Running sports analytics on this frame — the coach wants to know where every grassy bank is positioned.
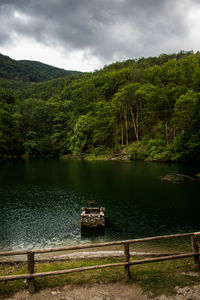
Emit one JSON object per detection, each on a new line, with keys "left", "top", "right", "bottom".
{"left": 0, "top": 257, "right": 200, "bottom": 298}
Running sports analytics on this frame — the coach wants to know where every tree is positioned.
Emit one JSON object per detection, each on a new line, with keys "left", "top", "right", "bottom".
{"left": 112, "top": 84, "right": 141, "bottom": 144}
{"left": 174, "top": 90, "right": 200, "bottom": 133}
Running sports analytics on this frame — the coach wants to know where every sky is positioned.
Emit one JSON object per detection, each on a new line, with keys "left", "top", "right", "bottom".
{"left": 0, "top": 0, "right": 200, "bottom": 72}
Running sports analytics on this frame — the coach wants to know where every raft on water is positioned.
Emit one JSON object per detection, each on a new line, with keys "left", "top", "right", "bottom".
{"left": 81, "top": 207, "right": 105, "bottom": 229}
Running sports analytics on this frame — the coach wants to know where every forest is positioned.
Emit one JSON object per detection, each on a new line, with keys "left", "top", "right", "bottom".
{"left": 0, "top": 50, "right": 200, "bottom": 162}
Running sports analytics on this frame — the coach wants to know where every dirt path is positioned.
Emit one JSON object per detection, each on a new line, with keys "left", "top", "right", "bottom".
{"left": 3, "top": 283, "right": 200, "bottom": 300}
{"left": 0, "top": 250, "right": 178, "bottom": 263}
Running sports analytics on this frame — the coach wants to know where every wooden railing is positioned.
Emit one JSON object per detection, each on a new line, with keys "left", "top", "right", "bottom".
{"left": 0, "top": 232, "right": 199, "bottom": 293}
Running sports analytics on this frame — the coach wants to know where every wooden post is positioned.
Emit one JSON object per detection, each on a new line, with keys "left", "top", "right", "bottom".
{"left": 27, "top": 252, "right": 36, "bottom": 293}
{"left": 191, "top": 234, "right": 200, "bottom": 271}
{"left": 124, "top": 243, "right": 131, "bottom": 280}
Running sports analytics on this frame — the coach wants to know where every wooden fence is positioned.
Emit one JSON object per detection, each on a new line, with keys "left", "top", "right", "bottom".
{"left": 0, "top": 232, "right": 199, "bottom": 293}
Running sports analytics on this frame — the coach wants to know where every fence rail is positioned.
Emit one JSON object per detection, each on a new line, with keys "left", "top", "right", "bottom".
{"left": 0, "top": 232, "right": 199, "bottom": 293}
{"left": 0, "top": 232, "right": 195, "bottom": 257}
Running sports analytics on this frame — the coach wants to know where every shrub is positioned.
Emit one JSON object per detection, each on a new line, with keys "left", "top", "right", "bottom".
{"left": 129, "top": 142, "right": 147, "bottom": 160}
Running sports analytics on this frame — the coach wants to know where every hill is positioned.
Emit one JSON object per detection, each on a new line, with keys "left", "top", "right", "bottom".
{"left": 0, "top": 53, "right": 81, "bottom": 82}
{"left": 1, "top": 50, "right": 200, "bottom": 162}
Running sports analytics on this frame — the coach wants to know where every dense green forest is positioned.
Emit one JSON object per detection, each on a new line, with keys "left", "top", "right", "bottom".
{"left": 0, "top": 53, "right": 80, "bottom": 82}
{"left": 1, "top": 50, "right": 200, "bottom": 161}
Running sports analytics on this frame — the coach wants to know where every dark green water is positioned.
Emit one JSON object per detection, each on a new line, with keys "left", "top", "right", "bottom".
{"left": 0, "top": 159, "right": 200, "bottom": 252}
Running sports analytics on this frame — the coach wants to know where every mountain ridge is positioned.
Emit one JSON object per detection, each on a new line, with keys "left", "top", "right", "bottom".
{"left": 0, "top": 53, "right": 81, "bottom": 83}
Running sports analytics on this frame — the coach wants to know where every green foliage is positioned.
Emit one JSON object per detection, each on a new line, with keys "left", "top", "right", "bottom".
{"left": 144, "top": 138, "right": 167, "bottom": 161}
{"left": 174, "top": 90, "right": 200, "bottom": 132}
{"left": 129, "top": 142, "right": 147, "bottom": 160}
{"left": 130, "top": 139, "right": 172, "bottom": 162}
{"left": 1, "top": 50, "right": 200, "bottom": 161}
{"left": 69, "top": 102, "right": 115, "bottom": 156}
{"left": 170, "top": 131, "right": 189, "bottom": 161}
{"left": 69, "top": 114, "right": 93, "bottom": 155}
{"left": 170, "top": 130, "right": 200, "bottom": 161}
{"left": 0, "top": 88, "right": 22, "bottom": 158}
{"left": 0, "top": 53, "right": 81, "bottom": 82}
{"left": 92, "top": 146, "right": 108, "bottom": 156}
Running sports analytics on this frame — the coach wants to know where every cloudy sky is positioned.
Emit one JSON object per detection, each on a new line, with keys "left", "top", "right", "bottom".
{"left": 0, "top": 0, "right": 200, "bottom": 71}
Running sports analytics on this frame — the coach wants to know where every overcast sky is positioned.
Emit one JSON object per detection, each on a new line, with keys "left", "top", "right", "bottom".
{"left": 0, "top": 0, "right": 200, "bottom": 71}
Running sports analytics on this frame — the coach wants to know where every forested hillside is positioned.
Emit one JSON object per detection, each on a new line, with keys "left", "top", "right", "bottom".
{"left": 0, "top": 53, "right": 80, "bottom": 82}
{"left": 1, "top": 50, "right": 200, "bottom": 161}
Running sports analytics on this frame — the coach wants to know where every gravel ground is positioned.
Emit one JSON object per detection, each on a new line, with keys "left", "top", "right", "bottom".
{"left": 3, "top": 283, "right": 200, "bottom": 300}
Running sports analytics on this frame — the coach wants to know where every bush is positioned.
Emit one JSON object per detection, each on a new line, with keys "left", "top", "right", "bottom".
{"left": 130, "top": 139, "right": 171, "bottom": 162}
{"left": 93, "top": 146, "right": 107, "bottom": 156}
{"left": 170, "top": 130, "right": 189, "bottom": 161}
{"left": 144, "top": 138, "right": 170, "bottom": 161}
{"left": 150, "top": 150, "right": 171, "bottom": 162}
{"left": 129, "top": 142, "right": 147, "bottom": 160}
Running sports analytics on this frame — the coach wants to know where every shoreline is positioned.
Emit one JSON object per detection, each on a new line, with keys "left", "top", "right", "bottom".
{"left": 1, "top": 153, "right": 200, "bottom": 163}
{"left": 0, "top": 250, "right": 180, "bottom": 264}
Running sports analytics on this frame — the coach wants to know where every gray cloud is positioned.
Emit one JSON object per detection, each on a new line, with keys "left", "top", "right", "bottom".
{"left": 0, "top": 0, "right": 198, "bottom": 66}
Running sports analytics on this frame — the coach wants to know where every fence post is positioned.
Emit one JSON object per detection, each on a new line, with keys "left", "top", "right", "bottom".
{"left": 27, "top": 252, "right": 36, "bottom": 293}
{"left": 191, "top": 234, "right": 200, "bottom": 271}
{"left": 124, "top": 243, "right": 131, "bottom": 280}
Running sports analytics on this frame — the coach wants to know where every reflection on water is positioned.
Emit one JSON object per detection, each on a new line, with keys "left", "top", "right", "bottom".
{"left": 0, "top": 159, "right": 200, "bottom": 252}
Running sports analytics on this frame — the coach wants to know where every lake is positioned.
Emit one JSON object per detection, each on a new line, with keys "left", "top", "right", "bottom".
{"left": 0, "top": 159, "right": 200, "bottom": 253}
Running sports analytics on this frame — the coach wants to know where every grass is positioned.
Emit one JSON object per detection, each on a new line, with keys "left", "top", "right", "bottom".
{"left": 0, "top": 257, "right": 200, "bottom": 298}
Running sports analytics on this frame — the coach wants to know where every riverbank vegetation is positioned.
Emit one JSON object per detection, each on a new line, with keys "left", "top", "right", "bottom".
{"left": 1, "top": 50, "right": 200, "bottom": 161}
{"left": 0, "top": 257, "right": 200, "bottom": 298}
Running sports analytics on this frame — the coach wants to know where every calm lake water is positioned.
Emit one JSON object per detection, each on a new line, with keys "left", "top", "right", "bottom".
{"left": 0, "top": 159, "right": 200, "bottom": 252}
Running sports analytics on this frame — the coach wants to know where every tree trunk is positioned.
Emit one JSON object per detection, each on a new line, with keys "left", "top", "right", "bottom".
{"left": 124, "top": 111, "right": 128, "bottom": 147}
{"left": 130, "top": 108, "right": 139, "bottom": 141}
{"left": 136, "top": 111, "right": 139, "bottom": 140}
{"left": 173, "top": 122, "right": 176, "bottom": 139}
{"left": 114, "top": 123, "right": 119, "bottom": 151}
{"left": 120, "top": 113, "right": 124, "bottom": 146}
{"left": 165, "top": 120, "right": 169, "bottom": 145}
